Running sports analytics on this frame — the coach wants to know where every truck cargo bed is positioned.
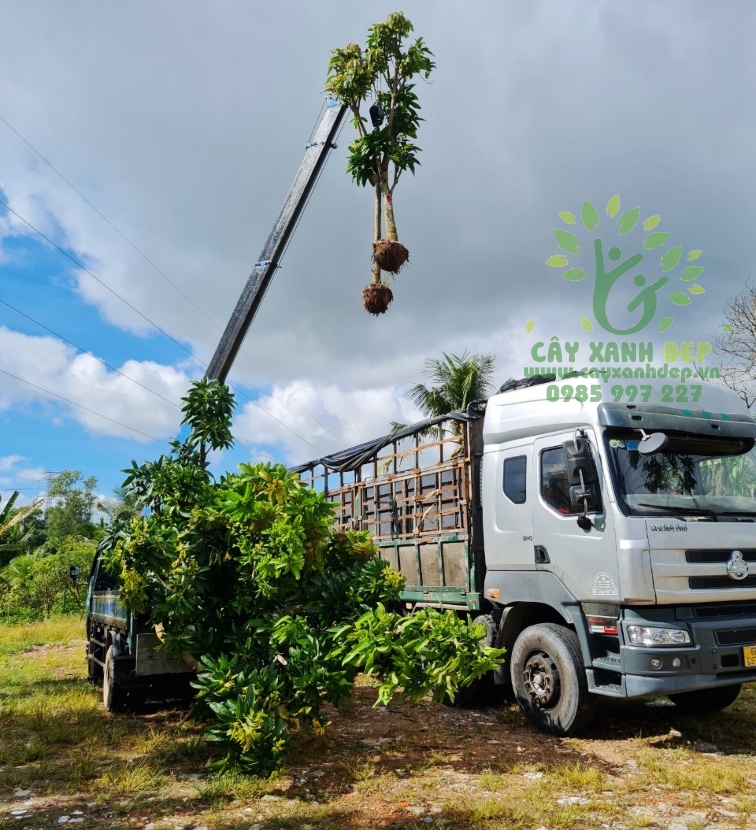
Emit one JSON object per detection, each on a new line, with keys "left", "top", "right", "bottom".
{"left": 294, "top": 411, "right": 486, "bottom": 610}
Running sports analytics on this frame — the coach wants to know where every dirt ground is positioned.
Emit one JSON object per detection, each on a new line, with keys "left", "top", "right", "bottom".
{"left": 2, "top": 633, "right": 756, "bottom": 830}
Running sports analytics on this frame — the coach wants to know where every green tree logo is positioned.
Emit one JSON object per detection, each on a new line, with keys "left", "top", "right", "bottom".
{"left": 541, "top": 195, "right": 704, "bottom": 334}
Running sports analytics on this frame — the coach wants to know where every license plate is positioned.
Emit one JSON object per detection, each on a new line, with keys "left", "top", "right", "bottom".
{"left": 744, "top": 646, "right": 756, "bottom": 668}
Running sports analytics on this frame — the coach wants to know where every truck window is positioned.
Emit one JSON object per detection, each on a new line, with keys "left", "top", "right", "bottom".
{"left": 94, "top": 558, "right": 119, "bottom": 592}
{"left": 503, "top": 456, "right": 527, "bottom": 504}
{"left": 541, "top": 447, "right": 581, "bottom": 515}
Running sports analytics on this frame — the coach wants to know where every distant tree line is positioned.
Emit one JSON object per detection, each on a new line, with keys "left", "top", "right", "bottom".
{"left": 0, "top": 472, "right": 136, "bottom": 622}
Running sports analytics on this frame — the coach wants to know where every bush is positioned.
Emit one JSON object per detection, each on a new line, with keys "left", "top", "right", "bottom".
{"left": 0, "top": 538, "right": 95, "bottom": 621}
{"left": 102, "top": 380, "right": 505, "bottom": 775}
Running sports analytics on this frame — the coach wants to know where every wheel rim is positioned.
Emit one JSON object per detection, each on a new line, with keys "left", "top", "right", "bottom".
{"left": 522, "top": 649, "right": 561, "bottom": 709}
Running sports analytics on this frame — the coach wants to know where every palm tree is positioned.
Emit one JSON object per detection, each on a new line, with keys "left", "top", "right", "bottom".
{"left": 0, "top": 492, "right": 43, "bottom": 566}
{"left": 392, "top": 351, "right": 497, "bottom": 434}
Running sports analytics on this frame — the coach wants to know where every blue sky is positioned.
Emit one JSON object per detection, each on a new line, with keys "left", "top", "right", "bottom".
{"left": 1, "top": 0, "right": 755, "bottom": 508}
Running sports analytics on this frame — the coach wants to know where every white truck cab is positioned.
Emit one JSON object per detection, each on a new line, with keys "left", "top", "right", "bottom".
{"left": 483, "top": 377, "right": 756, "bottom": 732}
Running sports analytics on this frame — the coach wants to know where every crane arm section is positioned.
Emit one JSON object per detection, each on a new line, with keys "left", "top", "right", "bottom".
{"left": 205, "top": 98, "right": 347, "bottom": 383}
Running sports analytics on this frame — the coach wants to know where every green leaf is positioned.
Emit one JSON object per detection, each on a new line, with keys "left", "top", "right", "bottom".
{"left": 525, "top": 318, "right": 535, "bottom": 333}
{"left": 606, "top": 194, "right": 620, "bottom": 218}
{"left": 658, "top": 316, "right": 674, "bottom": 332}
{"left": 723, "top": 323, "right": 733, "bottom": 334}
{"left": 580, "top": 316, "right": 593, "bottom": 332}
{"left": 660, "top": 245, "right": 682, "bottom": 272}
{"left": 680, "top": 265, "right": 704, "bottom": 281}
{"left": 688, "top": 284, "right": 705, "bottom": 294}
{"left": 554, "top": 229, "right": 580, "bottom": 254}
{"left": 687, "top": 249, "right": 702, "bottom": 261}
{"left": 546, "top": 255, "right": 569, "bottom": 267}
{"left": 643, "top": 215, "right": 661, "bottom": 231}
{"left": 668, "top": 291, "right": 691, "bottom": 305}
{"left": 617, "top": 207, "right": 640, "bottom": 235}
{"left": 563, "top": 268, "right": 587, "bottom": 281}
{"left": 581, "top": 200, "right": 599, "bottom": 231}
{"left": 559, "top": 211, "right": 577, "bottom": 224}
{"left": 644, "top": 232, "right": 670, "bottom": 249}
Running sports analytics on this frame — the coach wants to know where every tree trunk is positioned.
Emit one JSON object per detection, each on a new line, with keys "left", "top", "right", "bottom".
{"left": 372, "top": 184, "right": 382, "bottom": 285}
{"left": 384, "top": 191, "right": 398, "bottom": 242}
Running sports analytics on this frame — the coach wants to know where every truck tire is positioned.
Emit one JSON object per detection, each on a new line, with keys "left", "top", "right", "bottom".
{"left": 511, "top": 623, "right": 596, "bottom": 736}
{"left": 668, "top": 684, "right": 741, "bottom": 714}
{"left": 103, "top": 645, "right": 128, "bottom": 713}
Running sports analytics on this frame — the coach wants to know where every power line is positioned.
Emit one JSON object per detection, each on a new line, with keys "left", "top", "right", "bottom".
{"left": 0, "top": 295, "right": 274, "bottom": 462}
{"left": 0, "top": 197, "right": 325, "bottom": 455}
{"left": 0, "top": 111, "right": 341, "bottom": 443}
{"left": 0, "top": 367, "right": 172, "bottom": 444}
{"left": 0, "top": 366, "right": 278, "bottom": 472}
{"left": 0, "top": 296, "right": 180, "bottom": 409}
{"left": 0, "top": 195, "right": 203, "bottom": 368}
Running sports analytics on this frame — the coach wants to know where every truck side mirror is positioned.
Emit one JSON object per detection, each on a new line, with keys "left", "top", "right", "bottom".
{"left": 564, "top": 437, "right": 597, "bottom": 486}
{"left": 565, "top": 437, "right": 600, "bottom": 529}
{"left": 570, "top": 483, "right": 599, "bottom": 511}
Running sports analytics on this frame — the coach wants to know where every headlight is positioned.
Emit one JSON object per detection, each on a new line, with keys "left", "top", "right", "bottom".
{"left": 626, "top": 625, "right": 691, "bottom": 646}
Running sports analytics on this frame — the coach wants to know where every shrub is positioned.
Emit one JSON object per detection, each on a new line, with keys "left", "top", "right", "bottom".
{"left": 102, "top": 380, "right": 505, "bottom": 774}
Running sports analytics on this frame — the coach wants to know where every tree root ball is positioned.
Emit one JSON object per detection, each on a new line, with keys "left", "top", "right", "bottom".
{"left": 363, "top": 283, "right": 394, "bottom": 315}
{"left": 373, "top": 240, "right": 409, "bottom": 274}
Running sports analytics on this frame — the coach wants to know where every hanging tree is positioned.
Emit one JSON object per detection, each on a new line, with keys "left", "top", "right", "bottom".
{"left": 326, "top": 12, "right": 434, "bottom": 315}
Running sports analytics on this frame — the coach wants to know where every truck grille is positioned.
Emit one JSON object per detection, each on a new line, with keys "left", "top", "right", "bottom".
{"left": 694, "top": 602, "right": 756, "bottom": 618}
{"left": 686, "top": 549, "right": 756, "bottom": 563}
{"left": 716, "top": 628, "right": 756, "bottom": 646}
{"left": 689, "top": 576, "right": 756, "bottom": 590}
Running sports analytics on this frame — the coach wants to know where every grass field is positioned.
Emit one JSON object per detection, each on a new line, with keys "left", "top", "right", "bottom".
{"left": 2, "top": 618, "right": 756, "bottom": 829}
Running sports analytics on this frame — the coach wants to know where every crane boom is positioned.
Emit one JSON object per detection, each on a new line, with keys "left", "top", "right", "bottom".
{"left": 205, "top": 98, "right": 347, "bottom": 383}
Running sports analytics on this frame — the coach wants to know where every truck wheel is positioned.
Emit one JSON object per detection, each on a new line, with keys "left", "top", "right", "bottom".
{"left": 103, "top": 645, "right": 127, "bottom": 713}
{"left": 511, "top": 623, "right": 596, "bottom": 736}
{"left": 668, "top": 684, "right": 741, "bottom": 714}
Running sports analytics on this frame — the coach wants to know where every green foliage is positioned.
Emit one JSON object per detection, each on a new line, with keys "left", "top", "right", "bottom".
{"left": 337, "top": 604, "right": 506, "bottom": 705}
{"left": 45, "top": 471, "right": 100, "bottom": 541}
{"left": 0, "top": 538, "right": 95, "bottom": 620}
{"left": 106, "top": 379, "right": 505, "bottom": 775}
{"left": 407, "top": 351, "right": 496, "bottom": 421}
{"left": 0, "top": 492, "right": 44, "bottom": 566}
{"left": 326, "top": 13, "right": 434, "bottom": 191}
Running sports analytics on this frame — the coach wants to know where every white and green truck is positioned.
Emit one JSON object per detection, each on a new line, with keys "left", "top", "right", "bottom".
{"left": 294, "top": 376, "right": 756, "bottom": 734}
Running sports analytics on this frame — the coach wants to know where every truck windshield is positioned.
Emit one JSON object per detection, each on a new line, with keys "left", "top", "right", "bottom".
{"left": 605, "top": 430, "right": 756, "bottom": 519}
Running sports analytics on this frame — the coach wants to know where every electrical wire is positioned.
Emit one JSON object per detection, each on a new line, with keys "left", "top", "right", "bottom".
{"left": 0, "top": 195, "right": 203, "bottom": 368}
{"left": 0, "top": 296, "right": 180, "bottom": 409}
{"left": 0, "top": 366, "right": 172, "bottom": 444}
{"left": 0, "top": 197, "right": 325, "bottom": 455}
{"left": 0, "top": 295, "right": 273, "bottom": 462}
{"left": 0, "top": 110, "right": 342, "bottom": 443}
{"left": 0, "top": 366, "right": 278, "bottom": 475}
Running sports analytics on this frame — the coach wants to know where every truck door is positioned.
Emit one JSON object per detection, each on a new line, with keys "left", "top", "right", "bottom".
{"left": 532, "top": 431, "right": 619, "bottom": 602}
{"left": 482, "top": 443, "right": 535, "bottom": 570}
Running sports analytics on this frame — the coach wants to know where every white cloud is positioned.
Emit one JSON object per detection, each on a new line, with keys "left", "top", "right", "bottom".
{"left": 0, "top": 455, "right": 25, "bottom": 473}
{"left": 0, "top": 326, "right": 190, "bottom": 441}
{"left": 0, "top": 0, "right": 753, "bottom": 479}
{"left": 0, "top": 456, "right": 45, "bottom": 506}
{"left": 234, "top": 380, "right": 423, "bottom": 465}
